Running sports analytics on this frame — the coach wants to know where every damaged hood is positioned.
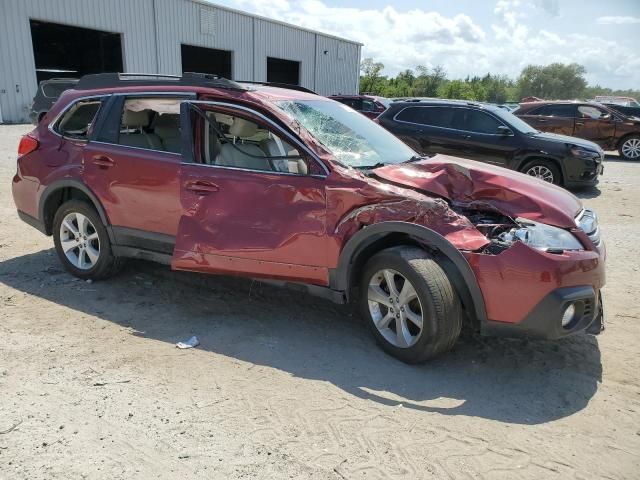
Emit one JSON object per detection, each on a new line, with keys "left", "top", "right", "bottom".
{"left": 373, "top": 155, "right": 583, "bottom": 228}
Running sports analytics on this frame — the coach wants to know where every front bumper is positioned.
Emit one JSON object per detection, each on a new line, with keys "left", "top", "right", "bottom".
{"left": 481, "top": 286, "right": 604, "bottom": 339}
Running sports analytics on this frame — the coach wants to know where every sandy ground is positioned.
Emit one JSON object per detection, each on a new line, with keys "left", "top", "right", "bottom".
{"left": 0, "top": 123, "right": 639, "bottom": 479}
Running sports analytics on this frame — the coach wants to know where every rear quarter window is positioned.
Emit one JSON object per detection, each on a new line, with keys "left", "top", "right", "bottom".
{"left": 54, "top": 99, "right": 103, "bottom": 139}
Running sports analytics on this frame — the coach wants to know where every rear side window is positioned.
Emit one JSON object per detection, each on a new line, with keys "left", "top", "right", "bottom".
{"left": 54, "top": 99, "right": 102, "bottom": 139}
{"left": 115, "top": 97, "right": 184, "bottom": 153}
{"left": 395, "top": 106, "right": 456, "bottom": 129}
{"left": 530, "top": 104, "right": 577, "bottom": 118}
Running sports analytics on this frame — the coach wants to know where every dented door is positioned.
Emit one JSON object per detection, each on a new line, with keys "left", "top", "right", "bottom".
{"left": 171, "top": 102, "right": 329, "bottom": 285}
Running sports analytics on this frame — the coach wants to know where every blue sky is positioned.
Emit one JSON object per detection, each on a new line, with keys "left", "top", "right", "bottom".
{"left": 216, "top": 0, "right": 640, "bottom": 89}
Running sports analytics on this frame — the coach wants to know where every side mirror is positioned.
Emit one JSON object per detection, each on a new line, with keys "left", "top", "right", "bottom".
{"left": 497, "top": 125, "right": 513, "bottom": 136}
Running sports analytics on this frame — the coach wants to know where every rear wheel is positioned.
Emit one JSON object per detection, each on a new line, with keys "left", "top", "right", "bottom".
{"left": 619, "top": 135, "right": 640, "bottom": 160}
{"left": 359, "top": 246, "right": 462, "bottom": 363}
{"left": 521, "top": 159, "right": 561, "bottom": 185}
{"left": 52, "top": 200, "right": 122, "bottom": 280}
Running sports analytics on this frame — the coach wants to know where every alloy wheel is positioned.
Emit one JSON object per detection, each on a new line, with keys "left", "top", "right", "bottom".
{"left": 525, "top": 165, "right": 554, "bottom": 183}
{"left": 59, "top": 212, "right": 100, "bottom": 270}
{"left": 367, "top": 269, "right": 424, "bottom": 348}
{"left": 622, "top": 138, "right": 640, "bottom": 159}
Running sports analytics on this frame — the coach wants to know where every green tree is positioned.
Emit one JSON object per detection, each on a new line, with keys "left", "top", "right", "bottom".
{"left": 517, "top": 63, "right": 587, "bottom": 100}
{"left": 413, "top": 65, "right": 447, "bottom": 97}
{"left": 359, "top": 58, "right": 385, "bottom": 94}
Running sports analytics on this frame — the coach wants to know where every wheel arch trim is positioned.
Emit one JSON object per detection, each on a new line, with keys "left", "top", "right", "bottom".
{"left": 38, "top": 179, "right": 112, "bottom": 239}
{"left": 331, "top": 221, "right": 487, "bottom": 324}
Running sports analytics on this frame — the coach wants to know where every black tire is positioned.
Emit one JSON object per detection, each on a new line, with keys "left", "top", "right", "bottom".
{"left": 618, "top": 135, "right": 640, "bottom": 160}
{"left": 520, "top": 159, "right": 562, "bottom": 185}
{"left": 359, "top": 246, "right": 462, "bottom": 363}
{"left": 52, "top": 200, "right": 122, "bottom": 280}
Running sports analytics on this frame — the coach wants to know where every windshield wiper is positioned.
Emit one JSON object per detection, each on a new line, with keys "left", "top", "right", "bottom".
{"left": 356, "top": 162, "right": 388, "bottom": 170}
{"left": 402, "top": 155, "right": 426, "bottom": 164}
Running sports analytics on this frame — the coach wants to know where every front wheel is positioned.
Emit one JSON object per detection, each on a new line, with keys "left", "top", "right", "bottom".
{"left": 521, "top": 159, "right": 562, "bottom": 185}
{"left": 359, "top": 246, "right": 462, "bottom": 363}
{"left": 52, "top": 200, "right": 122, "bottom": 280}
{"left": 619, "top": 135, "right": 640, "bottom": 160}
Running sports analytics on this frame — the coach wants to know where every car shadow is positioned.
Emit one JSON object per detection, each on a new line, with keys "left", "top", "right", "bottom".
{"left": 573, "top": 185, "right": 602, "bottom": 199}
{"left": 0, "top": 249, "right": 603, "bottom": 426}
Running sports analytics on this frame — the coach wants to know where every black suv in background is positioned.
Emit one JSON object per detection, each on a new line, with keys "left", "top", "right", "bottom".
{"left": 30, "top": 78, "right": 78, "bottom": 124}
{"left": 377, "top": 100, "right": 604, "bottom": 188}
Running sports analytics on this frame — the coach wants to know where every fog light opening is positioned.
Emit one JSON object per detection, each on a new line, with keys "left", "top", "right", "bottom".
{"left": 561, "top": 304, "right": 576, "bottom": 328}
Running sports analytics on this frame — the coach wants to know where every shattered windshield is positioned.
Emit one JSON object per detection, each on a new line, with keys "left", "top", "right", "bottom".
{"left": 274, "top": 99, "right": 416, "bottom": 168}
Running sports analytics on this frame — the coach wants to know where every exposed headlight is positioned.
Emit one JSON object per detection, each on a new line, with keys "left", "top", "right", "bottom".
{"left": 576, "top": 209, "right": 597, "bottom": 234}
{"left": 499, "top": 219, "right": 583, "bottom": 252}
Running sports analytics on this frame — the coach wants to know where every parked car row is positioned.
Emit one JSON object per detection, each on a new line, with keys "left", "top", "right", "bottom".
{"left": 514, "top": 101, "right": 640, "bottom": 160}
{"left": 13, "top": 72, "right": 604, "bottom": 364}
{"left": 376, "top": 99, "right": 604, "bottom": 187}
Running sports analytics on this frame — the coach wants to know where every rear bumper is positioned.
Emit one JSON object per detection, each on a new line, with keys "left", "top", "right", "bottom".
{"left": 481, "top": 286, "right": 604, "bottom": 339}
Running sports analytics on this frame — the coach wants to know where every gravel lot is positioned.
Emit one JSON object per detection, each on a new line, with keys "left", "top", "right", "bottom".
{"left": 1, "top": 124, "right": 639, "bottom": 479}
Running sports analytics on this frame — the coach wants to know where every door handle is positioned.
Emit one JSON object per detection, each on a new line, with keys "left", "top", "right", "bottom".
{"left": 92, "top": 155, "right": 115, "bottom": 168}
{"left": 186, "top": 180, "right": 219, "bottom": 195}
{"left": 537, "top": 119, "right": 547, "bottom": 123}
{"left": 575, "top": 122, "right": 584, "bottom": 126}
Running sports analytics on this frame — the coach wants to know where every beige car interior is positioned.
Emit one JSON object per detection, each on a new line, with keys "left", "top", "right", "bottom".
{"left": 203, "top": 113, "right": 308, "bottom": 174}
{"left": 117, "top": 99, "right": 308, "bottom": 174}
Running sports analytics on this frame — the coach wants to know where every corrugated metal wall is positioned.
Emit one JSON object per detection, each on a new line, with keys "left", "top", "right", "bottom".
{"left": 0, "top": 0, "right": 360, "bottom": 123}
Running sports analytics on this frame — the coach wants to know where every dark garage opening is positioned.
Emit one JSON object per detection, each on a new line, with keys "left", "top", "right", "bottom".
{"left": 29, "top": 20, "right": 123, "bottom": 83}
{"left": 267, "top": 57, "right": 300, "bottom": 85}
{"left": 181, "top": 44, "right": 232, "bottom": 78}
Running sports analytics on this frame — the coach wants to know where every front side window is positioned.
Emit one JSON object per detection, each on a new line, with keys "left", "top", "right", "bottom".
{"left": 361, "top": 99, "right": 376, "bottom": 112}
{"left": 55, "top": 99, "right": 102, "bottom": 139}
{"left": 192, "top": 108, "right": 317, "bottom": 175}
{"left": 578, "top": 105, "right": 607, "bottom": 119}
{"left": 275, "top": 99, "right": 416, "bottom": 168}
{"left": 461, "top": 109, "right": 504, "bottom": 134}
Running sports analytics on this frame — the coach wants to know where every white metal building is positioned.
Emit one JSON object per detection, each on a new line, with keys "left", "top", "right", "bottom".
{"left": 0, "top": 0, "right": 362, "bottom": 123}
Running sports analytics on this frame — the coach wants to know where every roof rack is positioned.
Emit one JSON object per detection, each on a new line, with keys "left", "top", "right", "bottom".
{"left": 75, "top": 72, "right": 247, "bottom": 91}
{"left": 237, "top": 80, "right": 317, "bottom": 94}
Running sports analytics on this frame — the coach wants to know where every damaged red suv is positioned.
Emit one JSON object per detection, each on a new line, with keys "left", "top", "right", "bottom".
{"left": 12, "top": 73, "right": 605, "bottom": 363}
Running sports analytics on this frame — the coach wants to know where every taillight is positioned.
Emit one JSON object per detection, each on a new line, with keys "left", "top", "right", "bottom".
{"left": 18, "top": 135, "right": 39, "bottom": 157}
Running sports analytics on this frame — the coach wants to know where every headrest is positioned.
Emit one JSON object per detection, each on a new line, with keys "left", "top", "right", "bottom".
{"left": 229, "top": 117, "right": 258, "bottom": 138}
{"left": 154, "top": 114, "right": 179, "bottom": 137}
{"left": 122, "top": 109, "right": 150, "bottom": 127}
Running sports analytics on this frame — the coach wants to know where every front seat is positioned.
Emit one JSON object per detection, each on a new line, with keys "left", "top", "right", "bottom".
{"left": 217, "top": 118, "right": 272, "bottom": 171}
{"left": 260, "top": 137, "right": 308, "bottom": 175}
{"left": 119, "top": 110, "right": 163, "bottom": 150}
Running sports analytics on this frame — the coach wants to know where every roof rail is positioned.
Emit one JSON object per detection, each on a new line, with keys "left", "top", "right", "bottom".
{"left": 237, "top": 80, "right": 317, "bottom": 95}
{"left": 75, "top": 72, "right": 247, "bottom": 91}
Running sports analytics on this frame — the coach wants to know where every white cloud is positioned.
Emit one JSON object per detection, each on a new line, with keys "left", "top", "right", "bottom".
{"left": 597, "top": 16, "right": 640, "bottom": 25}
{"left": 219, "top": 0, "right": 640, "bottom": 90}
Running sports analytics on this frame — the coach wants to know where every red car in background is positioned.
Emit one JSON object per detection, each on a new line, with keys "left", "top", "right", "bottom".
{"left": 12, "top": 73, "right": 605, "bottom": 363}
{"left": 329, "top": 94, "right": 390, "bottom": 119}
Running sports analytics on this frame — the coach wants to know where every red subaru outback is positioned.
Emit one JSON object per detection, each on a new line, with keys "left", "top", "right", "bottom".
{"left": 12, "top": 73, "right": 605, "bottom": 363}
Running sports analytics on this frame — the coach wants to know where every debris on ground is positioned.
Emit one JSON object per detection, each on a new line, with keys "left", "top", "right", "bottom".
{"left": 176, "top": 336, "right": 199, "bottom": 349}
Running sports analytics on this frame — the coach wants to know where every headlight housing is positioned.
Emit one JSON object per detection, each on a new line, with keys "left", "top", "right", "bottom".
{"left": 499, "top": 218, "right": 583, "bottom": 252}
{"left": 570, "top": 146, "right": 601, "bottom": 160}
